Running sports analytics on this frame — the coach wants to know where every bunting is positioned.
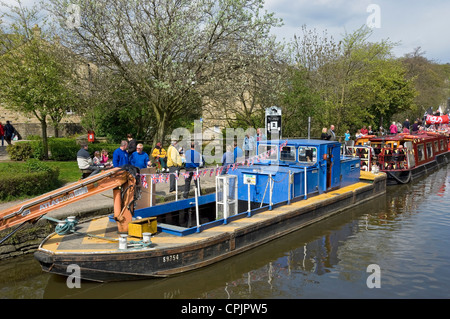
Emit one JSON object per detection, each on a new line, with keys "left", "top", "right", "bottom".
{"left": 141, "top": 175, "right": 148, "bottom": 188}
{"left": 140, "top": 140, "right": 288, "bottom": 184}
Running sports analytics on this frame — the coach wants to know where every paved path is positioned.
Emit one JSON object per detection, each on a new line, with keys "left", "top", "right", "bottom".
{"left": 0, "top": 145, "right": 11, "bottom": 161}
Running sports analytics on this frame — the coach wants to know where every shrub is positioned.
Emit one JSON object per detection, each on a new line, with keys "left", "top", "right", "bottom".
{"left": 49, "top": 138, "right": 79, "bottom": 161}
{"left": 0, "top": 160, "right": 60, "bottom": 201}
{"left": 6, "top": 142, "right": 33, "bottom": 161}
{"left": 6, "top": 141, "right": 44, "bottom": 160}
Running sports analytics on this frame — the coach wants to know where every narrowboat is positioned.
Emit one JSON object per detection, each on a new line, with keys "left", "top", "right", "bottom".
{"left": 351, "top": 132, "right": 450, "bottom": 185}
{"left": 21, "top": 139, "right": 386, "bottom": 282}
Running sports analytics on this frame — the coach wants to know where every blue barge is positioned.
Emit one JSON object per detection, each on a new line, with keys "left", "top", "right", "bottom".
{"left": 34, "top": 139, "right": 386, "bottom": 282}
{"left": 134, "top": 139, "right": 361, "bottom": 235}
{"left": 230, "top": 139, "right": 361, "bottom": 203}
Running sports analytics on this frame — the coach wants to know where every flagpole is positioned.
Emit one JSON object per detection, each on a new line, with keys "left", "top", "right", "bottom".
{"left": 150, "top": 180, "right": 153, "bottom": 207}
{"left": 175, "top": 171, "right": 178, "bottom": 201}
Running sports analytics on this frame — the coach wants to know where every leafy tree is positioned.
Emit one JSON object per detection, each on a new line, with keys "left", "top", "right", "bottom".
{"left": 280, "top": 67, "right": 326, "bottom": 138}
{"left": 399, "top": 47, "right": 449, "bottom": 120}
{"left": 82, "top": 69, "right": 202, "bottom": 143}
{"left": 0, "top": 0, "right": 82, "bottom": 158}
{"left": 292, "top": 25, "right": 416, "bottom": 136}
{"left": 48, "top": 0, "right": 282, "bottom": 144}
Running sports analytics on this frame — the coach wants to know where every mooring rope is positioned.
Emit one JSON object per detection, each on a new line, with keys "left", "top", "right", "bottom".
{"left": 42, "top": 216, "right": 153, "bottom": 248}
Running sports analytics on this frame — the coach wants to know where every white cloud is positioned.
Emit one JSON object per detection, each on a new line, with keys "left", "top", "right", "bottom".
{"left": 265, "top": 0, "right": 450, "bottom": 63}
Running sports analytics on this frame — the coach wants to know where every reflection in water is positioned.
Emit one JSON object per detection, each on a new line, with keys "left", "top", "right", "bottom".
{"left": 1, "top": 167, "right": 449, "bottom": 299}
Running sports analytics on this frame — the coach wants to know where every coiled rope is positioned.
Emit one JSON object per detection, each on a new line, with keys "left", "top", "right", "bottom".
{"left": 43, "top": 216, "right": 152, "bottom": 249}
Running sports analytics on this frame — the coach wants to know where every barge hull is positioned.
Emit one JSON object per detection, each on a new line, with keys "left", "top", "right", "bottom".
{"left": 384, "top": 152, "right": 450, "bottom": 185}
{"left": 35, "top": 173, "right": 386, "bottom": 282}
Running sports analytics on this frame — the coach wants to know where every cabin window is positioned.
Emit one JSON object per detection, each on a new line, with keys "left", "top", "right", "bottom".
{"left": 258, "top": 144, "right": 278, "bottom": 160}
{"left": 426, "top": 143, "right": 433, "bottom": 158}
{"left": 280, "top": 146, "right": 296, "bottom": 161}
{"left": 434, "top": 141, "right": 439, "bottom": 153}
{"left": 371, "top": 143, "right": 383, "bottom": 157}
{"left": 440, "top": 139, "right": 445, "bottom": 151}
{"left": 298, "top": 146, "right": 317, "bottom": 164}
{"left": 417, "top": 144, "right": 425, "bottom": 161}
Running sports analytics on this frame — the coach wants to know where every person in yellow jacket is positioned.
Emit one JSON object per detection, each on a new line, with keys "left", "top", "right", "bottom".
{"left": 167, "top": 140, "right": 182, "bottom": 193}
{"left": 151, "top": 142, "right": 168, "bottom": 172}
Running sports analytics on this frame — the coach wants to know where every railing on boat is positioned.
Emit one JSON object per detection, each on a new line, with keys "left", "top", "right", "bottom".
{"left": 131, "top": 167, "right": 315, "bottom": 237}
{"left": 345, "top": 145, "right": 374, "bottom": 171}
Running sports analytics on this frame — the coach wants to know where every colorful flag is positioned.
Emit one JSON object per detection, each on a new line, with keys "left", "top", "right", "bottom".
{"left": 141, "top": 175, "right": 148, "bottom": 188}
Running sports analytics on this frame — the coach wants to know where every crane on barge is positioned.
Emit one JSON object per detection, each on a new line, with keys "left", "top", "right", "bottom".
{"left": 0, "top": 165, "right": 141, "bottom": 243}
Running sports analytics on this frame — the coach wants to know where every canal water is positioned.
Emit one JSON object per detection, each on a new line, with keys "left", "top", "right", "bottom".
{"left": 1, "top": 166, "right": 449, "bottom": 299}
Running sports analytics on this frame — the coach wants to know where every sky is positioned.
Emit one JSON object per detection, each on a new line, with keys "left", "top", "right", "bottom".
{"left": 264, "top": 0, "right": 450, "bottom": 63}
{"left": 2, "top": 0, "right": 449, "bottom": 63}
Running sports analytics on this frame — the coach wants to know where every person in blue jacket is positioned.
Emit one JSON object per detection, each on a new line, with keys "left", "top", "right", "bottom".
{"left": 233, "top": 141, "right": 243, "bottom": 163}
{"left": 130, "top": 143, "right": 150, "bottom": 169}
{"left": 113, "top": 140, "right": 129, "bottom": 167}
{"left": 183, "top": 142, "right": 202, "bottom": 199}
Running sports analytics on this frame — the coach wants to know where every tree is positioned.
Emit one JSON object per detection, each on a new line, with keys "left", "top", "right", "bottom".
{"left": 292, "top": 25, "right": 416, "bottom": 135}
{"left": 47, "top": 0, "right": 282, "bottom": 144}
{"left": 205, "top": 40, "right": 289, "bottom": 130}
{"left": 280, "top": 67, "right": 326, "bottom": 138}
{"left": 400, "top": 47, "right": 449, "bottom": 119}
{"left": 82, "top": 68, "right": 202, "bottom": 143}
{"left": 0, "top": 0, "right": 82, "bottom": 158}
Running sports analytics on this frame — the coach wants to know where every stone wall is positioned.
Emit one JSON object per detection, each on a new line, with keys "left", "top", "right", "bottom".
{"left": 1, "top": 105, "right": 83, "bottom": 138}
{"left": 14, "top": 122, "right": 84, "bottom": 138}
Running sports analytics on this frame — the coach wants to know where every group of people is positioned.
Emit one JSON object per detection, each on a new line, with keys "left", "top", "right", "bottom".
{"left": 77, "top": 134, "right": 143, "bottom": 177}
{"left": 76, "top": 128, "right": 271, "bottom": 199}
{"left": 0, "top": 121, "right": 17, "bottom": 146}
{"left": 353, "top": 125, "right": 376, "bottom": 139}
{"left": 132, "top": 138, "right": 202, "bottom": 200}
{"left": 338, "top": 117, "right": 433, "bottom": 142}
{"left": 76, "top": 134, "right": 202, "bottom": 199}
{"left": 320, "top": 125, "right": 337, "bottom": 141}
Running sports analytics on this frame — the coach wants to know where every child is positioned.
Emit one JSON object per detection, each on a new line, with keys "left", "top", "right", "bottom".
{"left": 151, "top": 143, "right": 168, "bottom": 172}
{"left": 100, "top": 149, "right": 109, "bottom": 164}
{"left": 93, "top": 151, "right": 101, "bottom": 165}
{"left": 345, "top": 130, "right": 351, "bottom": 141}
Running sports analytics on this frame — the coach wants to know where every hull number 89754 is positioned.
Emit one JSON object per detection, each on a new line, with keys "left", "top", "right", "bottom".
{"left": 162, "top": 254, "right": 180, "bottom": 263}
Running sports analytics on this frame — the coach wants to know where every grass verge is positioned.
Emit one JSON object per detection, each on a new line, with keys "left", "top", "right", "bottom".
{"left": 0, "top": 160, "right": 81, "bottom": 203}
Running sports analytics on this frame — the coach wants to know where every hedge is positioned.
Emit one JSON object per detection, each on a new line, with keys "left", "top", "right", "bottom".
{"left": 0, "top": 159, "right": 60, "bottom": 201}
{"left": 7, "top": 138, "right": 154, "bottom": 161}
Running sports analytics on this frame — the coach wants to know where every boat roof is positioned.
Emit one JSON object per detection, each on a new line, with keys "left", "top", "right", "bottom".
{"left": 370, "top": 133, "right": 442, "bottom": 142}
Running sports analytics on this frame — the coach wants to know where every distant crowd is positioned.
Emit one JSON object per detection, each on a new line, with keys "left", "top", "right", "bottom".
{"left": 321, "top": 114, "right": 450, "bottom": 144}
